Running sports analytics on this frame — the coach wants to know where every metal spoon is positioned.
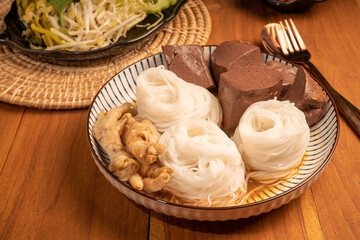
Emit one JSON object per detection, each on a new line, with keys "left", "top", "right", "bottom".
{"left": 261, "top": 23, "right": 283, "bottom": 58}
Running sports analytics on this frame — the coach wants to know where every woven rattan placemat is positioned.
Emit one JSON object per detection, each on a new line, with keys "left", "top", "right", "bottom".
{"left": 0, "top": 0, "right": 211, "bottom": 110}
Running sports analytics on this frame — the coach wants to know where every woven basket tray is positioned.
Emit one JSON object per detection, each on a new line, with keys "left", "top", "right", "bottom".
{"left": 0, "top": 0, "right": 211, "bottom": 110}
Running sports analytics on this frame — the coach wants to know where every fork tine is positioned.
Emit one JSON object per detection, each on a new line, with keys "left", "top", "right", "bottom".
{"left": 280, "top": 21, "right": 294, "bottom": 54}
{"left": 284, "top": 19, "right": 300, "bottom": 52}
{"left": 289, "top": 19, "right": 307, "bottom": 51}
{"left": 275, "top": 24, "right": 289, "bottom": 56}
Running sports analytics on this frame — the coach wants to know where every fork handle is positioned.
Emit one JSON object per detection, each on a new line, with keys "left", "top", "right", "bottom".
{"left": 304, "top": 60, "right": 360, "bottom": 137}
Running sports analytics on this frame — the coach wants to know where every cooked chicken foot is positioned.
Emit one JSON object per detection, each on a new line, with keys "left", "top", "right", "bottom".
{"left": 93, "top": 103, "right": 171, "bottom": 192}
{"left": 128, "top": 173, "right": 143, "bottom": 190}
{"left": 122, "top": 115, "right": 164, "bottom": 165}
{"left": 127, "top": 163, "right": 172, "bottom": 193}
{"left": 92, "top": 103, "right": 139, "bottom": 181}
{"left": 138, "top": 163, "right": 172, "bottom": 193}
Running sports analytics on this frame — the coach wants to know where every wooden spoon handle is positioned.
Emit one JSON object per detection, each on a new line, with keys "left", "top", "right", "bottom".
{"left": 304, "top": 60, "right": 360, "bottom": 137}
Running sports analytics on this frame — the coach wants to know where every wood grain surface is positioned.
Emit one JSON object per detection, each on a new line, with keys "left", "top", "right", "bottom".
{"left": 1, "top": 0, "right": 359, "bottom": 239}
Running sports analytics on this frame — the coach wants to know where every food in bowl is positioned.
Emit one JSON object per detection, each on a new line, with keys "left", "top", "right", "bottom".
{"left": 135, "top": 67, "right": 222, "bottom": 132}
{"left": 232, "top": 99, "right": 310, "bottom": 184}
{"left": 92, "top": 102, "right": 171, "bottom": 193}
{"left": 162, "top": 45, "right": 216, "bottom": 89}
{"left": 16, "top": 0, "right": 178, "bottom": 51}
{"left": 211, "top": 41, "right": 327, "bottom": 131}
{"left": 158, "top": 119, "right": 247, "bottom": 206}
{"left": 90, "top": 41, "right": 329, "bottom": 207}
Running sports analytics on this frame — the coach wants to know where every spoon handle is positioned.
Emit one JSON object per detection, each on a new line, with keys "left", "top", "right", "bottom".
{"left": 304, "top": 60, "right": 360, "bottom": 137}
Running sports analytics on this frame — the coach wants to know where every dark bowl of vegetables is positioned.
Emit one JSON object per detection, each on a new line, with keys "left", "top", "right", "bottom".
{"left": 263, "top": 0, "right": 325, "bottom": 12}
{"left": 0, "top": 0, "right": 187, "bottom": 61}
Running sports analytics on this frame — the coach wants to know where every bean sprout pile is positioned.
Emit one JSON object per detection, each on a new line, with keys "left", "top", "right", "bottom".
{"left": 17, "top": 0, "right": 169, "bottom": 51}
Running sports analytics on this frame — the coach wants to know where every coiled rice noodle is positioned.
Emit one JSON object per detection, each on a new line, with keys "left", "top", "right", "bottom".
{"left": 159, "top": 119, "right": 247, "bottom": 206}
{"left": 232, "top": 99, "right": 310, "bottom": 184}
{"left": 136, "top": 66, "right": 222, "bottom": 132}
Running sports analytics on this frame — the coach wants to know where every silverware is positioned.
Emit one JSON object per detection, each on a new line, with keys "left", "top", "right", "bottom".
{"left": 261, "top": 19, "right": 360, "bottom": 137}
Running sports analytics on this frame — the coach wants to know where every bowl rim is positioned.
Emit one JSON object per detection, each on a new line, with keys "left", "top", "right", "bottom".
{"left": 86, "top": 45, "right": 340, "bottom": 211}
{"left": 0, "top": 0, "right": 188, "bottom": 57}
{"left": 265, "top": 0, "right": 314, "bottom": 5}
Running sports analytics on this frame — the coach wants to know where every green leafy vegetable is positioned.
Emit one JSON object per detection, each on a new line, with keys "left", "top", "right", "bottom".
{"left": 50, "top": 0, "right": 80, "bottom": 35}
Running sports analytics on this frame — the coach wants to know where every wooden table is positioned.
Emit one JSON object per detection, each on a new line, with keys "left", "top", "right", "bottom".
{"left": 1, "top": 0, "right": 360, "bottom": 239}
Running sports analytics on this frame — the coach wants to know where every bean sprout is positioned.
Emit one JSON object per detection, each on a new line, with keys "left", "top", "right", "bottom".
{"left": 17, "top": 0, "right": 165, "bottom": 51}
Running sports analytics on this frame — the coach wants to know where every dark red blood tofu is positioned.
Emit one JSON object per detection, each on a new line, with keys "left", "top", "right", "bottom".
{"left": 282, "top": 67, "right": 327, "bottom": 126}
{"left": 211, "top": 41, "right": 263, "bottom": 83}
{"left": 265, "top": 60, "right": 297, "bottom": 97}
{"left": 219, "top": 65, "right": 283, "bottom": 131}
{"left": 162, "top": 45, "right": 216, "bottom": 89}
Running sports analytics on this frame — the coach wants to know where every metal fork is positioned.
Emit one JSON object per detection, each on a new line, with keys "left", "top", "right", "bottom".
{"left": 276, "top": 19, "right": 360, "bottom": 137}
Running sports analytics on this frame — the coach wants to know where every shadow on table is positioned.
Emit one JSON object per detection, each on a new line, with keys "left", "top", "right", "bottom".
{"left": 149, "top": 197, "right": 299, "bottom": 237}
